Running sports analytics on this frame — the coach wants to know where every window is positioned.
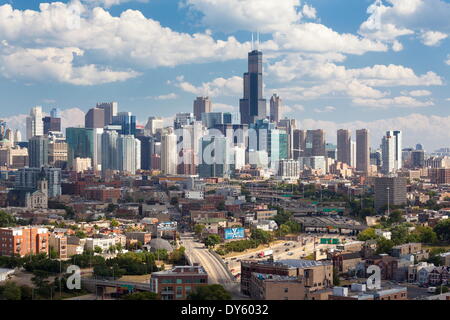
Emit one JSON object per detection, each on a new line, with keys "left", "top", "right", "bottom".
{"left": 284, "top": 288, "right": 288, "bottom": 293}
{"left": 176, "top": 279, "right": 182, "bottom": 284}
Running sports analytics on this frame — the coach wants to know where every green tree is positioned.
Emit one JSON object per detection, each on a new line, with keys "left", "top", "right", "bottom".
{"left": 204, "top": 235, "right": 221, "bottom": 247}
{"left": 188, "top": 284, "right": 231, "bottom": 300}
{"left": 414, "top": 226, "right": 438, "bottom": 244}
{"left": 110, "top": 219, "right": 119, "bottom": 227}
{"left": 194, "top": 224, "right": 206, "bottom": 237}
{"left": 251, "top": 229, "right": 272, "bottom": 244}
{"left": 75, "top": 230, "right": 87, "bottom": 239}
{"left": 49, "top": 248, "right": 58, "bottom": 259}
{"left": 376, "top": 238, "right": 394, "bottom": 254}
{"left": 217, "top": 201, "right": 226, "bottom": 211}
{"left": 0, "top": 210, "right": 16, "bottom": 227}
{"left": 123, "top": 292, "right": 159, "bottom": 300}
{"left": 357, "top": 228, "right": 377, "bottom": 241}
{"left": 94, "top": 246, "right": 103, "bottom": 254}
{"left": 387, "top": 210, "right": 403, "bottom": 225}
{"left": 434, "top": 220, "right": 450, "bottom": 242}
{"left": 0, "top": 282, "right": 21, "bottom": 300}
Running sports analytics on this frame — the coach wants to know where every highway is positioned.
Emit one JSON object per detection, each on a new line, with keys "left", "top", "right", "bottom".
{"left": 225, "top": 234, "right": 355, "bottom": 275}
{"left": 181, "top": 234, "right": 244, "bottom": 298}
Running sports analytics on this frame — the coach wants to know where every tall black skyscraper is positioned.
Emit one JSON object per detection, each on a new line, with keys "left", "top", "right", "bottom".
{"left": 239, "top": 50, "right": 267, "bottom": 125}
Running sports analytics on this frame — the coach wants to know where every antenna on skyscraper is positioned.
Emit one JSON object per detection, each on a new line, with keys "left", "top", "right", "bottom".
{"left": 256, "top": 31, "right": 260, "bottom": 50}
{"left": 251, "top": 32, "right": 254, "bottom": 51}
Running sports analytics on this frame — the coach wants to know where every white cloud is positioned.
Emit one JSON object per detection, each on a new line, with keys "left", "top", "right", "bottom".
{"left": 314, "top": 106, "right": 336, "bottom": 113}
{"left": 302, "top": 4, "right": 316, "bottom": 19}
{"left": 0, "top": 46, "right": 140, "bottom": 85}
{"left": 213, "top": 103, "right": 237, "bottom": 112}
{"left": 392, "top": 40, "right": 404, "bottom": 52}
{"left": 299, "top": 113, "right": 450, "bottom": 151}
{"left": 446, "top": 55, "right": 450, "bottom": 66}
{"left": 359, "top": 0, "right": 450, "bottom": 46}
{"left": 153, "top": 93, "right": 178, "bottom": 100}
{"left": 420, "top": 30, "right": 448, "bottom": 46}
{"left": 352, "top": 96, "right": 434, "bottom": 108}
{"left": 0, "top": 2, "right": 251, "bottom": 82}
{"left": 175, "top": 76, "right": 242, "bottom": 97}
{"left": 83, "top": 0, "right": 150, "bottom": 8}
{"left": 405, "top": 90, "right": 432, "bottom": 97}
{"left": 185, "top": 0, "right": 302, "bottom": 33}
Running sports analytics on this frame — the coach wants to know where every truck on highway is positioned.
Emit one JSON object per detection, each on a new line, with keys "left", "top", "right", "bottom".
{"left": 258, "top": 250, "right": 273, "bottom": 258}
{"left": 427, "top": 287, "right": 437, "bottom": 293}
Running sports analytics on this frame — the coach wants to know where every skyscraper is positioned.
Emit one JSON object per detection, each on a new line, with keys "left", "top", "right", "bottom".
{"left": 381, "top": 133, "right": 396, "bottom": 174}
{"left": 293, "top": 129, "right": 306, "bottom": 160}
{"left": 97, "top": 102, "right": 118, "bottom": 126}
{"left": 26, "top": 106, "right": 44, "bottom": 140}
{"left": 382, "top": 130, "right": 402, "bottom": 174}
{"left": 28, "top": 136, "right": 49, "bottom": 168}
{"left": 118, "top": 135, "right": 141, "bottom": 174}
{"left": 305, "top": 130, "right": 326, "bottom": 157}
{"left": 112, "top": 112, "right": 136, "bottom": 135}
{"left": 174, "top": 113, "right": 195, "bottom": 129}
{"left": 85, "top": 107, "right": 105, "bottom": 129}
{"left": 337, "top": 129, "right": 352, "bottom": 166}
{"left": 270, "top": 94, "right": 281, "bottom": 124}
{"left": 356, "top": 129, "right": 370, "bottom": 174}
{"left": 101, "top": 130, "right": 119, "bottom": 173}
{"left": 66, "top": 127, "right": 95, "bottom": 168}
{"left": 161, "top": 130, "right": 178, "bottom": 175}
{"left": 50, "top": 108, "right": 61, "bottom": 119}
{"left": 193, "top": 97, "right": 212, "bottom": 121}
{"left": 145, "top": 117, "right": 164, "bottom": 136}
{"left": 43, "top": 116, "right": 62, "bottom": 134}
{"left": 239, "top": 50, "right": 267, "bottom": 125}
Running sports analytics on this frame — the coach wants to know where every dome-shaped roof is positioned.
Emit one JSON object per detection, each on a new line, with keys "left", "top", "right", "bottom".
{"left": 149, "top": 238, "right": 173, "bottom": 252}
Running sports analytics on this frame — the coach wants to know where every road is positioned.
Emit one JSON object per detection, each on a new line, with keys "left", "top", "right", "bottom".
{"left": 181, "top": 234, "right": 244, "bottom": 299}
{"left": 225, "top": 234, "right": 355, "bottom": 275}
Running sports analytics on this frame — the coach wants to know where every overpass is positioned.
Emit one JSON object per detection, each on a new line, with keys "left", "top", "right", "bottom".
{"left": 81, "top": 278, "right": 151, "bottom": 299}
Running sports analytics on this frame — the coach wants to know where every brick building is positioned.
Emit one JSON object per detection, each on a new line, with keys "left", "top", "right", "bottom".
{"left": 150, "top": 265, "right": 208, "bottom": 300}
{"left": 0, "top": 226, "right": 49, "bottom": 257}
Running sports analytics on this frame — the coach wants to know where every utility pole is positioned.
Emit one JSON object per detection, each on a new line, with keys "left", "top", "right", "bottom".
{"left": 387, "top": 187, "right": 390, "bottom": 217}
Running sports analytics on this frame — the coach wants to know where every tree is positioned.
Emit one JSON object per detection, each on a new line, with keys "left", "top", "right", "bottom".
{"left": 414, "top": 226, "right": 438, "bottom": 244}
{"left": 194, "top": 224, "right": 206, "bottom": 237}
{"left": 0, "top": 210, "right": 16, "bottom": 227}
{"left": 94, "top": 246, "right": 103, "bottom": 254}
{"left": 357, "top": 228, "right": 377, "bottom": 241}
{"left": 188, "top": 284, "right": 231, "bottom": 300}
{"left": 75, "top": 230, "right": 87, "bottom": 239}
{"left": 251, "top": 229, "right": 272, "bottom": 244}
{"left": 216, "top": 201, "right": 226, "bottom": 211}
{"left": 376, "top": 238, "right": 394, "bottom": 254}
{"left": 0, "top": 282, "right": 21, "bottom": 300}
{"left": 110, "top": 219, "right": 119, "bottom": 227}
{"left": 49, "top": 248, "right": 58, "bottom": 259}
{"left": 204, "top": 235, "right": 221, "bottom": 247}
{"left": 123, "top": 292, "right": 159, "bottom": 300}
{"left": 387, "top": 210, "right": 403, "bottom": 225}
{"left": 333, "top": 269, "right": 341, "bottom": 286}
{"left": 434, "top": 220, "right": 450, "bottom": 242}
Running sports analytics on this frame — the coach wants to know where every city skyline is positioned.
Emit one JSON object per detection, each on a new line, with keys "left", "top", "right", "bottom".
{"left": 0, "top": 0, "right": 449, "bottom": 151}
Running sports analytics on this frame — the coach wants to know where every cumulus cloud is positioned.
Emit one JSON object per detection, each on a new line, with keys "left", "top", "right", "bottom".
{"left": 420, "top": 30, "right": 448, "bottom": 46}
{"left": 404, "top": 90, "right": 432, "bottom": 97}
{"left": 185, "top": 0, "right": 302, "bottom": 33}
{"left": 174, "top": 75, "right": 242, "bottom": 97}
{"left": 352, "top": 96, "right": 434, "bottom": 108}
{"left": 314, "top": 106, "right": 336, "bottom": 113}
{"left": 152, "top": 93, "right": 178, "bottom": 100}
{"left": 359, "top": 0, "right": 450, "bottom": 46}
{"left": 213, "top": 103, "right": 237, "bottom": 112}
{"left": 0, "top": 2, "right": 251, "bottom": 84}
{"left": 83, "top": 0, "right": 150, "bottom": 8}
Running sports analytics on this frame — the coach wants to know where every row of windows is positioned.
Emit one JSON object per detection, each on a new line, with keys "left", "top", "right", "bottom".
{"left": 160, "top": 278, "right": 206, "bottom": 284}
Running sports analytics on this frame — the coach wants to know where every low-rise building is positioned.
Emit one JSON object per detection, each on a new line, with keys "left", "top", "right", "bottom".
{"left": 150, "top": 265, "right": 208, "bottom": 300}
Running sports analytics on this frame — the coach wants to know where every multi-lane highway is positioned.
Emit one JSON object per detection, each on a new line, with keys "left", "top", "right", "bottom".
{"left": 181, "top": 234, "right": 243, "bottom": 298}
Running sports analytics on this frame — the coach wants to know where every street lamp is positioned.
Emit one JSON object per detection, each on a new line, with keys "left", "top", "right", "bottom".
{"left": 386, "top": 187, "right": 390, "bottom": 216}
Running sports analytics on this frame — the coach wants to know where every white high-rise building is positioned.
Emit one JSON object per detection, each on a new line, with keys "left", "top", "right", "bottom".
{"left": 14, "top": 129, "right": 22, "bottom": 143}
{"left": 26, "top": 106, "right": 44, "bottom": 140}
{"left": 161, "top": 130, "right": 178, "bottom": 175}
{"left": 145, "top": 117, "right": 164, "bottom": 136}
{"left": 277, "top": 159, "right": 300, "bottom": 180}
{"left": 118, "top": 135, "right": 140, "bottom": 174}
{"left": 382, "top": 133, "right": 396, "bottom": 174}
{"left": 232, "top": 144, "right": 246, "bottom": 170}
{"left": 101, "top": 130, "right": 119, "bottom": 173}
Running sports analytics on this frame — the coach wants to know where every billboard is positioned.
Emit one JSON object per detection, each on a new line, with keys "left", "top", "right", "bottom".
{"left": 224, "top": 227, "right": 245, "bottom": 240}
{"left": 157, "top": 221, "right": 177, "bottom": 231}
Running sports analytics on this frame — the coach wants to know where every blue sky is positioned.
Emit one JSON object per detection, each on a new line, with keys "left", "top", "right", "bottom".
{"left": 0, "top": 0, "right": 449, "bottom": 150}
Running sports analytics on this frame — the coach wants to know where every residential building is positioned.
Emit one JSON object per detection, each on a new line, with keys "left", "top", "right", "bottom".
{"left": 0, "top": 226, "right": 49, "bottom": 257}
{"left": 374, "top": 177, "right": 407, "bottom": 211}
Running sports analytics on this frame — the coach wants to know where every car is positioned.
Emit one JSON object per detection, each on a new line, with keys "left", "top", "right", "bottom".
{"left": 285, "top": 248, "right": 290, "bottom": 252}
{"left": 287, "top": 252, "right": 293, "bottom": 256}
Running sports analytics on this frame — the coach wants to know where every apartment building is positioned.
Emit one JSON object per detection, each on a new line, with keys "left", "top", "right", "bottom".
{"left": 0, "top": 226, "right": 49, "bottom": 257}
{"left": 49, "top": 233, "right": 68, "bottom": 259}
{"left": 150, "top": 265, "right": 208, "bottom": 300}
{"left": 241, "top": 259, "right": 333, "bottom": 297}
